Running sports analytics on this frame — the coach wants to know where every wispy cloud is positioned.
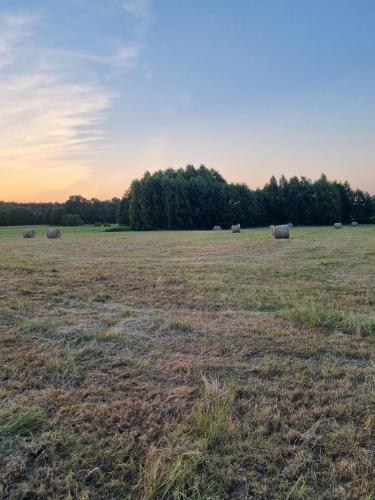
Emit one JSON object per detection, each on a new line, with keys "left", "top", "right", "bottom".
{"left": 122, "top": 0, "right": 151, "bottom": 20}
{"left": 52, "top": 43, "right": 142, "bottom": 71}
{"left": 122, "top": 0, "right": 153, "bottom": 36}
{"left": 0, "top": 13, "right": 115, "bottom": 200}
{"left": 0, "top": 69, "right": 113, "bottom": 198}
{"left": 0, "top": 13, "right": 35, "bottom": 69}
{"left": 112, "top": 44, "right": 142, "bottom": 68}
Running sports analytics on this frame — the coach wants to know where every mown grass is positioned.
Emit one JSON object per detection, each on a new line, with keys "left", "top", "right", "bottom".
{"left": 0, "top": 225, "right": 374, "bottom": 498}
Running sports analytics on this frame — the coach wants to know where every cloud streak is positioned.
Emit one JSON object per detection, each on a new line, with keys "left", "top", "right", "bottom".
{"left": 122, "top": 0, "right": 153, "bottom": 36}
{"left": 0, "top": 70, "right": 113, "bottom": 199}
{"left": 49, "top": 43, "right": 143, "bottom": 71}
{"left": 0, "top": 13, "right": 35, "bottom": 69}
{"left": 0, "top": 13, "right": 115, "bottom": 201}
{"left": 122, "top": 0, "right": 151, "bottom": 20}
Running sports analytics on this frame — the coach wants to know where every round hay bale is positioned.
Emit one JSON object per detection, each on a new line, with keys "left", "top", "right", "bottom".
{"left": 351, "top": 221, "right": 358, "bottom": 227}
{"left": 288, "top": 222, "right": 293, "bottom": 228}
{"left": 334, "top": 223, "right": 342, "bottom": 229}
{"left": 213, "top": 225, "right": 222, "bottom": 231}
{"left": 231, "top": 224, "right": 240, "bottom": 233}
{"left": 23, "top": 229, "right": 35, "bottom": 238}
{"left": 47, "top": 228, "right": 61, "bottom": 239}
{"left": 273, "top": 224, "right": 289, "bottom": 239}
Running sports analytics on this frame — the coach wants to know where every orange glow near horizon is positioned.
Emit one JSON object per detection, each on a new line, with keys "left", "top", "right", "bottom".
{"left": 2, "top": 151, "right": 374, "bottom": 203}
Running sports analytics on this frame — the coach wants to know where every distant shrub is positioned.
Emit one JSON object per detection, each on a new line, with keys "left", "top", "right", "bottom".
{"left": 94, "top": 222, "right": 102, "bottom": 227}
{"left": 60, "top": 214, "right": 83, "bottom": 226}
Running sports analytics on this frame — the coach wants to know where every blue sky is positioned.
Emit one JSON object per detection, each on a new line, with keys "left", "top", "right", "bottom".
{"left": 0, "top": 0, "right": 374, "bottom": 201}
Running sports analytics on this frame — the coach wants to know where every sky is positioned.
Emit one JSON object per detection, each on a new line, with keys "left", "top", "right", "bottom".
{"left": 0, "top": 0, "right": 374, "bottom": 202}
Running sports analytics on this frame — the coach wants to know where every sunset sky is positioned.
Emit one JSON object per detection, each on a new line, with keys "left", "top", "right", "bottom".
{"left": 1, "top": 0, "right": 374, "bottom": 202}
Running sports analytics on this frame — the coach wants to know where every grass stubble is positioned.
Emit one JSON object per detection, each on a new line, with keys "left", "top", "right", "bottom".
{"left": 0, "top": 225, "right": 374, "bottom": 498}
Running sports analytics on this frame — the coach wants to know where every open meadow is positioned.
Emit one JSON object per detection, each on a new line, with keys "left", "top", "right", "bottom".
{"left": 0, "top": 225, "right": 374, "bottom": 499}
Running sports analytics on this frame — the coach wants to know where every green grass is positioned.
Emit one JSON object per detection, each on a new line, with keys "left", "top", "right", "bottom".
{"left": 191, "top": 377, "right": 236, "bottom": 451}
{"left": 282, "top": 304, "right": 375, "bottom": 337}
{"left": 0, "top": 224, "right": 374, "bottom": 498}
{"left": 0, "top": 407, "right": 44, "bottom": 438}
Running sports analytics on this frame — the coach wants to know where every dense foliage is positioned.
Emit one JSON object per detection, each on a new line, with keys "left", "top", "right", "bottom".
{"left": 119, "top": 165, "right": 374, "bottom": 230}
{"left": 0, "top": 196, "right": 120, "bottom": 226}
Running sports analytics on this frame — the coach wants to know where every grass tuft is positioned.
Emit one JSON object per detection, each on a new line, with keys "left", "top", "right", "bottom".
{"left": 191, "top": 376, "right": 237, "bottom": 450}
{"left": 143, "top": 443, "right": 203, "bottom": 499}
{"left": 282, "top": 304, "right": 375, "bottom": 336}
{"left": 168, "top": 319, "right": 194, "bottom": 332}
{"left": 142, "top": 378, "right": 237, "bottom": 499}
{"left": 0, "top": 407, "right": 44, "bottom": 439}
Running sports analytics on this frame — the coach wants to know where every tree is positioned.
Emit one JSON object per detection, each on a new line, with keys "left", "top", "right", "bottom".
{"left": 128, "top": 180, "right": 144, "bottom": 230}
{"left": 121, "top": 167, "right": 375, "bottom": 230}
{"left": 65, "top": 195, "right": 92, "bottom": 223}
{"left": 261, "top": 176, "right": 287, "bottom": 225}
{"left": 7, "top": 207, "right": 35, "bottom": 225}
{"left": 50, "top": 206, "right": 66, "bottom": 225}
{"left": 335, "top": 181, "right": 354, "bottom": 224}
{"left": 0, "top": 206, "right": 9, "bottom": 225}
{"left": 352, "top": 190, "right": 373, "bottom": 223}
{"left": 118, "top": 194, "right": 130, "bottom": 226}
{"left": 313, "top": 175, "right": 342, "bottom": 224}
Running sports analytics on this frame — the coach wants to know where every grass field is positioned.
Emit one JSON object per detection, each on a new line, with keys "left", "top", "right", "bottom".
{"left": 0, "top": 225, "right": 374, "bottom": 499}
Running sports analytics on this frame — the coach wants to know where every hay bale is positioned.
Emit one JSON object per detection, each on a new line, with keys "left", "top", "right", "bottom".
{"left": 47, "top": 228, "right": 61, "bottom": 239}
{"left": 23, "top": 230, "right": 35, "bottom": 238}
{"left": 334, "top": 223, "right": 342, "bottom": 229}
{"left": 288, "top": 222, "right": 293, "bottom": 228}
{"left": 273, "top": 224, "right": 289, "bottom": 239}
{"left": 351, "top": 221, "right": 358, "bottom": 227}
{"left": 213, "top": 225, "right": 222, "bottom": 231}
{"left": 231, "top": 224, "right": 240, "bottom": 233}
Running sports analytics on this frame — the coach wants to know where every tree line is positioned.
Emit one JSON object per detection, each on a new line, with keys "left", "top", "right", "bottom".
{"left": 0, "top": 196, "right": 120, "bottom": 226}
{"left": 118, "top": 165, "right": 374, "bottom": 230}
